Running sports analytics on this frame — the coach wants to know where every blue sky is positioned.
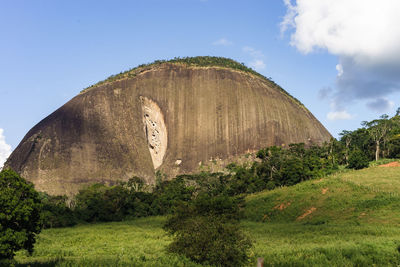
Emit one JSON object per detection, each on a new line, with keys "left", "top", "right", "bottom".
{"left": 1, "top": 0, "right": 400, "bottom": 166}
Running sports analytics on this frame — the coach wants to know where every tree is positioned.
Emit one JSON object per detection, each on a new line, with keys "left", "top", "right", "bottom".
{"left": 395, "top": 107, "right": 400, "bottom": 117}
{"left": 362, "top": 115, "right": 391, "bottom": 161}
{"left": 339, "top": 130, "right": 353, "bottom": 163}
{"left": 386, "top": 114, "right": 400, "bottom": 158}
{"left": 0, "top": 169, "right": 42, "bottom": 260}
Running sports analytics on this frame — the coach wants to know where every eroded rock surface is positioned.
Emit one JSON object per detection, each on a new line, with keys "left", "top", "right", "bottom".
{"left": 140, "top": 96, "right": 167, "bottom": 169}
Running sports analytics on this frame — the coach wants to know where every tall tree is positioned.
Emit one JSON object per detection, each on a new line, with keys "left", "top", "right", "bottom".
{"left": 362, "top": 115, "right": 391, "bottom": 161}
{"left": 0, "top": 169, "right": 42, "bottom": 260}
{"left": 339, "top": 130, "right": 353, "bottom": 163}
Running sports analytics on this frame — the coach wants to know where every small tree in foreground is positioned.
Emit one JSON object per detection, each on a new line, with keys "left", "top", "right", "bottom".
{"left": 0, "top": 169, "right": 42, "bottom": 260}
{"left": 164, "top": 194, "right": 252, "bottom": 267}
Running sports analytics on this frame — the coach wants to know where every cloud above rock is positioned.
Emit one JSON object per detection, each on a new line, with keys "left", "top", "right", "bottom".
{"left": 282, "top": 0, "right": 400, "bottom": 115}
{"left": 243, "top": 46, "right": 266, "bottom": 71}
{"left": 249, "top": 59, "right": 266, "bottom": 71}
{"left": 212, "top": 38, "right": 233, "bottom": 46}
{"left": 327, "top": 110, "right": 353, "bottom": 121}
{"left": 0, "top": 128, "right": 11, "bottom": 169}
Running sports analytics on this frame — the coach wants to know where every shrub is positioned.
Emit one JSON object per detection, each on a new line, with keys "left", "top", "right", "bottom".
{"left": 0, "top": 169, "right": 42, "bottom": 260}
{"left": 40, "top": 194, "right": 77, "bottom": 228}
{"left": 254, "top": 143, "right": 338, "bottom": 190}
{"left": 72, "top": 178, "right": 157, "bottom": 223}
{"left": 347, "top": 150, "right": 369, "bottom": 170}
{"left": 152, "top": 177, "right": 194, "bottom": 215}
{"left": 74, "top": 183, "right": 129, "bottom": 222}
{"left": 164, "top": 194, "right": 252, "bottom": 267}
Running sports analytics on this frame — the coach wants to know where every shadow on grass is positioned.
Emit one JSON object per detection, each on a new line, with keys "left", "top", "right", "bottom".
{"left": 1, "top": 258, "right": 64, "bottom": 267}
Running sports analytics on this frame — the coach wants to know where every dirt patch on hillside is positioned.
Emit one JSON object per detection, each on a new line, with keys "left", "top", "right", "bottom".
{"left": 379, "top": 161, "right": 400, "bottom": 167}
{"left": 321, "top": 188, "right": 328, "bottom": 194}
{"left": 297, "top": 207, "right": 316, "bottom": 220}
{"left": 358, "top": 212, "right": 367, "bottom": 219}
{"left": 273, "top": 202, "right": 291, "bottom": 211}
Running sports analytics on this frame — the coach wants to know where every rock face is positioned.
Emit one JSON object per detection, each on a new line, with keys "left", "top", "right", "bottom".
{"left": 5, "top": 59, "right": 331, "bottom": 195}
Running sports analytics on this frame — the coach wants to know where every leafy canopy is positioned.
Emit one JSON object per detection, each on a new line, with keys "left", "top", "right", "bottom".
{"left": 0, "top": 169, "right": 42, "bottom": 260}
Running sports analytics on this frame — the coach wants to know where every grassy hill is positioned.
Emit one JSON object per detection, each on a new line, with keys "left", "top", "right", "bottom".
{"left": 244, "top": 163, "right": 400, "bottom": 266}
{"left": 12, "top": 163, "right": 400, "bottom": 266}
{"left": 245, "top": 164, "right": 400, "bottom": 224}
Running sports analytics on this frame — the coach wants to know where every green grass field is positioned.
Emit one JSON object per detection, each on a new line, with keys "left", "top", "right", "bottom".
{"left": 13, "top": 217, "right": 204, "bottom": 267}
{"left": 11, "top": 164, "right": 400, "bottom": 266}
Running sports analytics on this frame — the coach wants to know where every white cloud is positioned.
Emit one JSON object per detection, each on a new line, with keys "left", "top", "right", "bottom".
{"left": 243, "top": 46, "right": 264, "bottom": 58}
{"left": 282, "top": 0, "right": 400, "bottom": 62}
{"left": 336, "top": 64, "right": 343, "bottom": 77}
{"left": 327, "top": 110, "right": 353, "bottom": 121}
{"left": 0, "top": 128, "right": 12, "bottom": 169}
{"left": 212, "top": 38, "right": 233, "bottom": 46}
{"left": 249, "top": 59, "right": 266, "bottom": 71}
{"left": 282, "top": 0, "right": 400, "bottom": 111}
{"left": 280, "top": 0, "right": 297, "bottom": 35}
{"left": 243, "top": 46, "right": 266, "bottom": 71}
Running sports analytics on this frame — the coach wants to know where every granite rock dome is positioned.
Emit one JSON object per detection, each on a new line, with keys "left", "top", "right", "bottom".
{"left": 5, "top": 57, "right": 331, "bottom": 195}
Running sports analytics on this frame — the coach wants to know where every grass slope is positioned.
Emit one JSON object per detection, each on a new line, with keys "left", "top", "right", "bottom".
{"left": 244, "top": 165, "right": 400, "bottom": 224}
{"left": 11, "top": 164, "right": 400, "bottom": 266}
{"left": 245, "top": 163, "right": 400, "bottom": 266}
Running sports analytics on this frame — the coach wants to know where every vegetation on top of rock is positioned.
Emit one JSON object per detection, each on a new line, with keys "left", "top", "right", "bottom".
{"left": 82, "top": 56, "right": 303, "bottom": 107}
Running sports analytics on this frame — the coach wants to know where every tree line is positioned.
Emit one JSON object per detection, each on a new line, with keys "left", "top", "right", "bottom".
{"left": 37, "top": 142, "right": 339, "bottom": 228}
{"left": 335, "top": 109, "right": 400, "bottom": 164}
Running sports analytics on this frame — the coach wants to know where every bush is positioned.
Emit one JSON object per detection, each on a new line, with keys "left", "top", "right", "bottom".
{"left": 347, "top": 150, "right": 369, "bottom": 170}
{"left": 152, "top": 177, "right": 194, "bottom": 215}
{"left": 254, "top": 143, "right": 338, "bottom": 191}
{"left": 164, "top": 194, "right": 252, "bottom": 267}
{"left": 0, "top": 169, "right": 42, "bottom": 260}
{"left": 74, "top": 183, "right": 130, "bottom": 222}
{"left": 40, "top": 194, "right": 77, "bottom": 228}
{"left": 72, "top": 178, "right": 157, "bottom": 223}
